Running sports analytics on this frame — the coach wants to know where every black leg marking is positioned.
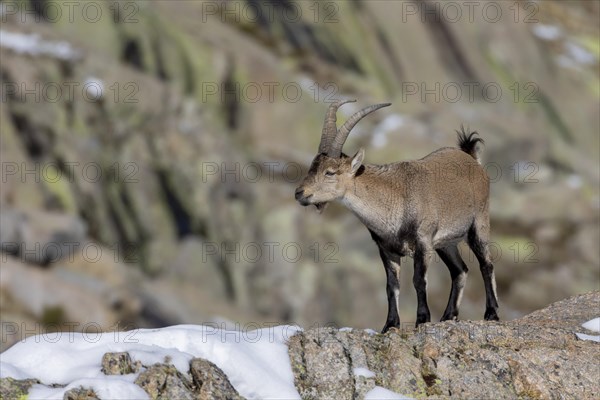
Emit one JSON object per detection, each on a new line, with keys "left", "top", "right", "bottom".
{"left": 436, "top": 245, "right": 468, "bottom": 321}
{"left": 379, "top": 248, "right": 402, "bottom": 333}
{"left": 468, "top": 220, "right": 499, "bottom": 321}
{"left": 413, "top": 244, "right": 432, "bottom": 326}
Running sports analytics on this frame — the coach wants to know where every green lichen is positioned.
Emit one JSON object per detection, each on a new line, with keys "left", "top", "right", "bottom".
{"left": 42, "top": 163, "right": 77, "bottom": 213}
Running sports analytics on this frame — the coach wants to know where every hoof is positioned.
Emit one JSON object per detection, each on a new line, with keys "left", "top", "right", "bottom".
{"left": 415, "top": 313, "right": 431, "bottom": 326}
{"left": 440, "top": 314, "right": 458, "bottom": 322}
{"left": 484, "top": 309, "right": 499, "bottom": 321}
{"left": 440, "top": 309, "right": 459, "bottom": 321}
{"left": 381, "top": 321, "right": 400, "bottom": 334}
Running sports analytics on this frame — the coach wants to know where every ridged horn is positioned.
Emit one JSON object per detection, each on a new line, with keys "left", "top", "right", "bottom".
{"left": 318, "top": 99, "right": 356, "bottom": 154}
{"left": 328, "top": 103, "right": 391, "bottom": 158}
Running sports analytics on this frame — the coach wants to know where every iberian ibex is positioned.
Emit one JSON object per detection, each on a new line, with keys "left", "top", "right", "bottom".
{"left": 295, "top": 100, "right": 499, "bottom": 332}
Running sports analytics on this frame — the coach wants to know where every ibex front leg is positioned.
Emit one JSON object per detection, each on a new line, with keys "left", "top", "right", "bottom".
{"left": 413, "top": 243, "right": 432, "bottom": 326}
{"left": 378, "top": 248, "right": 402, "bottom": 333}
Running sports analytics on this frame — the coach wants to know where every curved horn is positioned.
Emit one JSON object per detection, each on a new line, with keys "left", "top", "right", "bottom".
{"left": 329, "top": 103, "right": 391, "bottom": 158}
{"left": 318, "top": 99, "right": 356, "bottom": 154}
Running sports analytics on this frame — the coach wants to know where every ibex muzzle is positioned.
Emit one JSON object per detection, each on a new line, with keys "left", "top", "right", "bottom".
{"left": 296, "top": 100, "right": 499, "bottom": 332}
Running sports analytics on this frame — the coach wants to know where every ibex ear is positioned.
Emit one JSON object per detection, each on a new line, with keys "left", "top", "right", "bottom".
{"left": 350, "top": 148, "right": 365, "bottom": 175}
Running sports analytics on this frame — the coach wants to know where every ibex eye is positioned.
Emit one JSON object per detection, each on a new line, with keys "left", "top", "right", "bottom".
{"left": 325, "top": 170, "right": 335, "bottom": 176}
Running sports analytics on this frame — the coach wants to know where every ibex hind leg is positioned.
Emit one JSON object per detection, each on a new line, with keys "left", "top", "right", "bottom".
{"left": 436, "top": 245, "right": 468, "bottom": 321}
{"left": 467, "top": 218, "right": 499, "bottom": 321}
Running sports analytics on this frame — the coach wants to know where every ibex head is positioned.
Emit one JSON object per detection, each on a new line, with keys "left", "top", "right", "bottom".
{"left": 295, "top": 100, "right": 391, "bottom": 213}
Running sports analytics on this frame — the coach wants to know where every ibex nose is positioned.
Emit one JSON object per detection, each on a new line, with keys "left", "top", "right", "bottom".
{"left": 295, "top": 188, "right": 304, "bottom": 201}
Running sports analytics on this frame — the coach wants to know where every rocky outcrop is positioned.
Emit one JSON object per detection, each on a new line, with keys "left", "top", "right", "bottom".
{"left": 0, "top": 354, "right": 243, "bottom": 400}
{"left": 118, "top": 356, "right": 242, "bottom": 400}
{"left": 0, "top": 377, "right": 40, "bottom": 400}
{"left": 101, "top": 352, "right": 140, "bottom": 375}
{"left": 189, "top": 358, "right": 244, "bottom": 400}
{"left": 1, "top": 293, "right": 598, "bottom": 399}
{"left": 63, "top": 387, "right": 99, "bottom": 400}
{"left": 288, "top": 292, "right": 600, "bottom": 399}
{"left": 135, "top": 364, "right": 197, "bottom": 400}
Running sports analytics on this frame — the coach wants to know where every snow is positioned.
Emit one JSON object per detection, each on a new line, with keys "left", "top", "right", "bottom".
{"left": 575, "top": 333, "right": 600, "bottom": 343}
{"left": 84, "top": 77, "right": 105, "bottom": 101}
{"left": 0, "top": 30, "right": 80, "bottom": 60}
{"left": 582, "top": 317, "right": 600, "bottom": 332}
{"left": 365, "top": 386, "right": 413, "bottom": 399}
{"left": 576, "top": 318, "right": 600, "bottom": 343}
{"left": 353, "top": 367, "right": 375, "bottom": 378}
{"left": 557, "top": 41, "right": 597, "bottom": 69}
{"left": 371, "top": 114, "right": 405, "bottom": 148}
{"left": 564, "top": 42, "right": 596, "bottom": 65}
{"left": 29, "top": 376, "right": 147, "bottom": 400}
{"left": 364, "top": 328, "right": 378, "bottom": 335}
{"left": 339, "top": 327, "right": 353, "bottom": 332}
{"left": 566, "top": 174, "right": 583, "bottom": 189}
{"left": 1, "top": 324, "right": 302, "bottom": 400}
{"left": 531, "top": 24, "right": 562, "bottom": 41}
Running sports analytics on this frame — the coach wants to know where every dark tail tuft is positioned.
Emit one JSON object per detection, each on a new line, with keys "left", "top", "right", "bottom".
{"left": 456, "top": 125, "right": 484, "bottom": 163}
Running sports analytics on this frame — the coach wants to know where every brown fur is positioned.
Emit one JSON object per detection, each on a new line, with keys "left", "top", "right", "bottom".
{"left": 296, "top": 102, "right": 499, "bottom": 331}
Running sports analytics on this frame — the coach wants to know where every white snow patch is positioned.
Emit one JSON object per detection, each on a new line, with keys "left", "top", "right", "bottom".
{"left": 339, "top": 327, "right": 353, "bottom": 332}
{"left": 353, "top": 367, "right": 375, "bottom": 378}
{"left": 0, "top": 362, "right": 31, "bottom": 380}
{"left": 575, "top": 333, "right": 600, "bottom": 343}
{"left": 365, "top": 386, "right": 413, "bottom": 399}
{"left": 83, "top": 77, "right": 105, "bottom": 101}
{"left": 298, "top": 76, "right": 318, "bottom": 94}
{"left": 0, "top": 324, "right": 302, "bottom": 400}
{"left": 565, "top": 42, "right": 597, "bottom": 65}
{"left": 576, "top": 318, "right": 600, "bottom": 342}
{"left": 0, "top": 30, "right": 80, "bottom": 60}
{"left": 29, "top": 376, "right": 148, "bottom": 400}
{"left": 371, "top": 114, "right": 405, "bottom": 148}
{"left": 566, "top": 174, "right": 583, "bottom": 189}
{"left": 557, "top": 41, "right": 597, "bottom": 69}
{"left": 582, "top": 317, "right": 600, "bottom": 333}
{"left": 363, "top": 328, "right": 378, "bottom": 335}
{"left": 532, "top": 24, "right": 562, "bottom": 41}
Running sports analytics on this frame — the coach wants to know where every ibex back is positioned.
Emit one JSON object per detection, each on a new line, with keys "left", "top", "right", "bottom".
{"left": 295, "top": 100, "right": 499, "bottom": 332}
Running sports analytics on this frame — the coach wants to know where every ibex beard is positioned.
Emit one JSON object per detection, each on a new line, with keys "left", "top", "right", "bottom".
{"left": 295, "top": 100, "right": 499, "bottom": 333}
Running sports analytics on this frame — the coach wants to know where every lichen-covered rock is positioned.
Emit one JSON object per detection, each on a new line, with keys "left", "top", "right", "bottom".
{"left": 134, "top": 363, "right": 195, "bottom": 400}
{"left": 289, "top": 327, "right": 368, "bottom": 400}
{"left": 101, "top": 352, "right": 138, "bottom": 375}
{"left": 189, "top": 358, "right": 243, "bottom": 400}
{"left": 63, "top": 387, "right": 99, "bottom": 400}
{"left": 289, "top": 292, "right": 600, "bottom": 399}
{"left": 0, "top": 377, "right": 40, "bottom": 400}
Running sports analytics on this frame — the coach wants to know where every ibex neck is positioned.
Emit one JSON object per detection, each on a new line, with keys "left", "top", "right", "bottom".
{"left": 340, "top": 164, "right": 403, "bottom": 235}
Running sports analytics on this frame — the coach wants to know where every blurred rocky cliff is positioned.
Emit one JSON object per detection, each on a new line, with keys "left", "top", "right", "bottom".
{"left": 1, "top": 0, "right": 599, "bottom": 350}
